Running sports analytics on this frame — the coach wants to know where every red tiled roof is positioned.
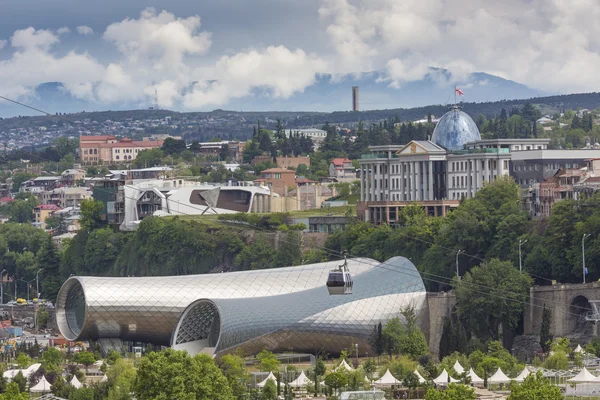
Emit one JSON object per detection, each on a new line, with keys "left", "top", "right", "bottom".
{"left": 98, "top": 140, "right": 164, "bottom": 149}
{"left": 296, "top": 178, "right": 317, "bottom": 184}
{"left": 583, "top": 176, "right": 600, "bottom": 183}
{"left": 0, "top": 197, "right": 13, "bottom": 203}
{"left": 79, "top": 135, "right": 116, "bottom": 141}
{"left": 331, "top": 158, "right": 352, "bottom": 166}
{"left": 35, "top": 204, "right": 61, "bottom": 211}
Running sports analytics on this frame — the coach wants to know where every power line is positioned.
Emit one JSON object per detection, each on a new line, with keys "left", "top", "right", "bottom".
{"left": 1, "top": 95, "right": 592, "bottom": 319}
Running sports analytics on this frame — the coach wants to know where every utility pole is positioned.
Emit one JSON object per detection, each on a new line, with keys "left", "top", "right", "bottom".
{"left": 36, "top": 269, "right": 41, "bottom": 299}
{"left": 519, "top": 239, "right": 528, "bottom": 273}
{"left": 456, "top": 250, "right": 464, "bottom": 281}
{"left": 583, "top": 234, "right": 591, "bottom": 284}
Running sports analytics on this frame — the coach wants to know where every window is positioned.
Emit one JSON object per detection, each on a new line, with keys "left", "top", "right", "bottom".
{"left": 274, "top": 173, "right": 281, "bottom": 179}
{"left": 116, "top": 156, "right": 120, "bottom": 160}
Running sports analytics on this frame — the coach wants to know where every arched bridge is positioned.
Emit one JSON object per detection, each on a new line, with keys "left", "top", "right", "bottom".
{"left": 524, "top": 282, "right": 600, "bottom": 337}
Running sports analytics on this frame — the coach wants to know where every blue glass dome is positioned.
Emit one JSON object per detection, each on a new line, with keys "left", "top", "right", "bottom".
{"left": 431, "top": 108, "right": 481, "bottom": 151}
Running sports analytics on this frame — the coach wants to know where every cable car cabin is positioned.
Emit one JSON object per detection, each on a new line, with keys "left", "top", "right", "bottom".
{"left": 327, "top": 270, "right": 353, "bottom": 295}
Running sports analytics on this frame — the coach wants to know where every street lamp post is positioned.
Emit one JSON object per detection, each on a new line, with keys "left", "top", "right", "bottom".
{"left": 355, "top": 343, "right": 359, "bottom": 367}
{"left": 456, "top": 250, "right": 465, "bottom": 281}
{"left": 583, "top": 234, "right": 591, "bottom": 284}
{"left": 20, "top": 279, "right": 34, "bottom": 302}
{"left": 519, "top": 239, "right": 528, "bottom": 273}
{"left": 36, "top": 269, "right": 41, "bottom": 299}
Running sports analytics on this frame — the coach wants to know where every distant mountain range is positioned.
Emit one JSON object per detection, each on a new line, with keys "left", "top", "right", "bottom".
{"left": 0, "top": 70, "right": 548, "bottom": 118}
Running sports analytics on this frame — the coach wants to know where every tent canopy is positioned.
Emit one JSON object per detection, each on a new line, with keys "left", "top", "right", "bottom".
{"left": 453, "top": 360, "right": 465, "bottom": 374}
{"left": 488, "top": 368, "right": 511, "bottom": 384}
{"left": 568, "top": 367, "right": 599, "bottom": 383}
{"left": 514, "top": 367, "right": 531, "bottom": 383}
{"left": 70, "top": 375, "right": 83, "bottom": 389}
{"left": 433, "top": 369, "right": 459, "bottom": 385}
{"left": 257, "top": 372, "right": 277, "bottom": 388}
{"left": 414, "top": 370, "right": 426, "bottom": 384}
{"left": 374, "top": 369, "right": 400, "bottom": 386}
{"left": 334, "top": 359, "right": 354, "bottom": 372}
{"left": 30, "top": 375, "right": 52, "bottom": 393}
{"left": 288, "top": 371, "right": 312, "bottom": 388}
{"left": 467, "top": 368, "right": 484, "bottom": 384}
{"left": 574, "top": 344, "right": 584, "bottom": 353}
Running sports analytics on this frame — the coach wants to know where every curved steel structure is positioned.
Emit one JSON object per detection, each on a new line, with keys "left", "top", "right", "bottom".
{"left": 431, "top": 107, "right": 481, "bottom": 151}
{"left": 56, "top": 257, "right": 426, "bottom": 357}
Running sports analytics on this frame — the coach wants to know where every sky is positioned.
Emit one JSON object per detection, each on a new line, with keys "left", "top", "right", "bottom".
{"left": 1, "top": 0, "right": 599, "bottom": 112}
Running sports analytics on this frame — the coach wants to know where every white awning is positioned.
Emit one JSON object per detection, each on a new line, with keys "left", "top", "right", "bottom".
{"left": 30, "top": 375, "right": 51, "bottom": 393}
{"left": 288, "top": 371, "right": 312, "bottom": 388}
{"left": 414, "top": 370, "right": 426, "bottom": 384}
{"left": 433, "top": 369, "right": 459, "bottom": 385}
{"left": 453, "top": 361, "right": 465, "bottom": 374}
{"left": 467, "top": 368, "right": 484, "bottom": 384}
{"left": 568, "top": 367, "right": 599, "bottom": 383}
{"left": 373, "top": 369, "right": 400, "bottom": 387}
{"left": 70, "top": 375, "right": 83, "bottom": 389}
{"left": 334, "top": 359, "right": 354, "bottom": 372}
{"left": 257, "top": 372, "right": 277, "bottom": 388}
{"left": 488, "top": 368, "right": 511, "bottom": 384}
{"left": 514, "top": 367, "right": 531, "bottom": 382}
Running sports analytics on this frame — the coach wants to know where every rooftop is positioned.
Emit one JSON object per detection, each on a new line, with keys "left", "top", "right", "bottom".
{"left": 35, "top": 204, "right": 61, "bottom": 211}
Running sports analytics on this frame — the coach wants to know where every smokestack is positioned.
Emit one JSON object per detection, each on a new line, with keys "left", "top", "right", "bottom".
{"left": 352, "top": 86, "right": 359, "bottom": 112}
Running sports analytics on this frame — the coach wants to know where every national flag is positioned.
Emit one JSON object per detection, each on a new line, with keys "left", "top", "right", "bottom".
{"left": 455, "top": 87, "right": 464, "bottom": 96}
{"left": 585, "top": 267, "right": 589, "bottom": 275}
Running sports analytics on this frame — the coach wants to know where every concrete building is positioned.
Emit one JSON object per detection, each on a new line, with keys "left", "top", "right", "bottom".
{"left": 33, "top": 204, "right": 60, "bottom": 225}
{"left": 194, "top": 141, "right": 245, "bottom": 162}
{"left": 285, "top": 129, "right": 327, "bottom": 148}
{"left": 39, "top": 187, "right": 92, "bottom": 209}
{"left": 59, "top": 169, "right": 86, "bottom": 186}
{"left": 359, "top": 106, "right": 600, "bottom": 223}
{"left": 254, "top": 168, "right": 296, "bottom": 196}
{"left": 252, "top": 156, "right": 310, "bottom": 170}
{"left": 308, "top": 216, "right": 348, "bottom": 233}
{"left": 79, "top": 135, "right": 164, "bottom": 164}
{"left": 20, "top": 176, "right": 60, "bottom": 193}
{"left": 329, "top": 158, "right": 356, "bottom": 182}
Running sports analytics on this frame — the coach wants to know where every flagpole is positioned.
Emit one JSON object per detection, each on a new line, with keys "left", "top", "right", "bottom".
{"left": 454, "top": 85, "right": 457, "bottom": 107}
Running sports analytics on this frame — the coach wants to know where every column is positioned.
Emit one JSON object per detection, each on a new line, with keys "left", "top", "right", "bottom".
{"left": 428, "top": 160, "right": 434, "bottom": 201}
{"left": 473, "top": 158, "right": 479, "bottom": 193}
{"left": 360, "top": 165, "right": 364, "bottom": 201}
{"left": 396, "top": 162, "right": 404, "bottom": 202}
{"left": 365, "top": 164, "right": 370, "bottom": 201}
{"left": 385, "top": 207, "right": 390, "bottom": 224}
{"left": 411, "top": 162, "right": 416, "bottom": 201}
{"left": 467, "top": 159, "right": 472, "bottom": 197}
{"left": 484, "top": 158, "right": 489, "bottom": 183}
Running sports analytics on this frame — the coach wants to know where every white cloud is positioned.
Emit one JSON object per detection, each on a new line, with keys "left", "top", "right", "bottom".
{"left": 76, "top": 26, "right": 94, "bottom": 36}
{"left": 11, "top": 27, "right": 59, "bottom": 51}
{"left": 0, "top": 40, "right": 6, "bottom": 50}
{"left": 184, "top": 46, "right": 328, "bottom": 108}
{"left": 57, "top": 27, "right": 70, "bottom": 35}
{"left": 318, "top": 0, "right": 600, "bottom": 93}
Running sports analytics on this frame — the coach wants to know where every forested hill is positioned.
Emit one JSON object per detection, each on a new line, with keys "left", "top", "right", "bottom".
{"left": 3, "top": 92, "right": 600, "bottom": 141}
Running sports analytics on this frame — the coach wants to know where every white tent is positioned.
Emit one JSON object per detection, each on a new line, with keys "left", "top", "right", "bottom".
{"left": 414, "top": 370, "right": 426, "bottom": 384}
{"left": 433, "top": 369, "right": 459, "bottom": 385}
{"left": 467, "top": 368, "right": 484, "bottom": 385}
{"left": 574, "top": 344, "right": 584, "bottom": 353}
{"left": 453, "top": 360, "right": 465, "bottom": 374}
{"left": 288, "top": 371, "right": 312, "bottom": 388}
{"left": 373, "top": 369, "right": 400, "bottom": 387}
{"left": 568, "top": 367, "right": 599, "bottom": 383}
{"left": 488, "top": 368, "right": 511, "bottom": 385}
{"left": 334, "top": 359, "right": 354, "bottom": 372}
{"left": 30, "top": 375, "right": 51, "bottom": 393}
{"left": 514, "top": 367, "right": 531, "bottom": 383}
{"left": 257, "top": 372, "right": 277, "bottom": 388}
{"left": 100, "top": 374, "right": 108, "bottom": 382}
{"left": 70, "top": 375, "right": 83, "bottom": 389}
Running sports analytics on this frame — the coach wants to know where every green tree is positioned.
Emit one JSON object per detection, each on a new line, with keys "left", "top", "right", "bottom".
{"left": 507, "top": 371, "right": 561, "bottom": 400}
{"left": 37, "top": 236, "right": 62, "bottom": 301}
{"left": 543, "top": 351, "right": 569, "bottom": 370}
{"left": 0, "top": 382, "right": 28, "bottom": 400}
{"left": 256, "top": 350, "right": 280, "bottom": 372}
{"left": 79, "top": 198, "right": 104, "bottom": 231}
{"left": 75, "top": 351, "right": 96, "bottom": 373}
{"left": 363, "top": 358, "right": 377, "bottom": 381}
{"left": 539, "top": 305, "right": 553, "bottom": 353}
{"left": 455, "top": 259, "right": 532, "bottom": 340}
{"left": 324, "top": 371, "right": 348, "bottom": 396}
{"left": 11, "top": 371, "right": 27, "bottom": 393}
{"left": 134, "top": 349, "right": 234, "bottom": 400}
{"left": 133, "top": 148, "right": 165, "bottom": 168}
{"left": 161, "top": 138, "right": 187, "bottom": 156}
{"left": 10, "top": 172, "right": 35, "bottom": 193}
{"left": 51, "top": 376, "right": 72, "bottom": 398}
{"left": 403, "top": 371, "right": 420, "bottom": 399}
{"left": 42, "top": 347, "right": 63, "bottom": 370}
{"left": 219, "top": 354, "right": 248, "bottom": 399}
{"left": 15, "top": 353, "right": 31, "bottom": 369}
{"left": 106, "top": 358, "right": 136, "bottom": 400}
{"left": 313, "top": 358, "right": 326, "bottom": 395}
{"left": 69, "top": 387, "right": 96, "bottom": 400}
{"left": 261, "top": 379, "right": 277, "bottom": 400}
{"left": 425, "top": 383, "right": 476, "bottom": 400}
{"left": 9, "top": 199, "right": 36, "bottom": 223}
